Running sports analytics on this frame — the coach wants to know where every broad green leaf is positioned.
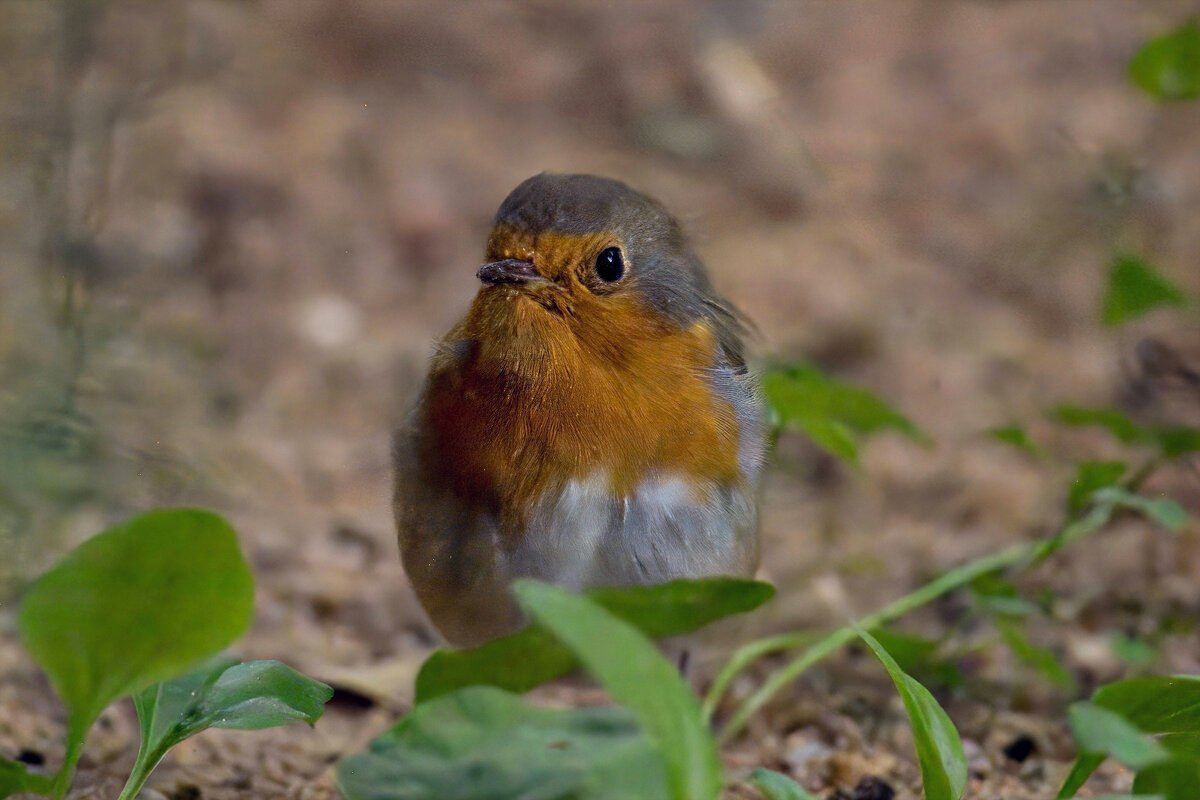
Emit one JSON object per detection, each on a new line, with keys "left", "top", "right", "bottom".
{"left": 1101, "top": 254, "right": 1188, "bottom": 327}
{"left": 1160, "top": 732, "right": 1200, "bottom": 757}
{"left": 749, "top": 768, "right": 819, "bottom": 800}
{"left": 514, "top": 581, "right": 722, "bottom": 800}
{"left": 185, "top": 659, "right": 332, "bottom": 730}
{"left": 416, "top": 628, "right": 572, "bottom": 705}
{"left": 0, "top": 756, "right": 52, "bottom": 798}
{"left": 1132, "top": 758, "right": 1200, "bottom": 800}
{"left": 416, "top": 578, "right": 773, "bottom": 703}
{"left": 17, "top": 508, "right": 254, "bottom": 783}
{"left": 1093, "top": 487, "right": 1190, "bottom": 531}
{"left": 762, "top": 364, "right": 928, "bottom": 465}
{"left": 1094, "top": 676, "right": 1200, "bottom": 733}
{"left": 857, "top": 630, "right": 967, "bottom": 800}
{"left": 121, "top": 656, "right": 332, "bottom": 800}
{"left": 1068, "top": 702, "right": 1170, "bottom": 771}
{"left": 586, "top": 578, "right": 774, "bottom": 638}
{"left": 1058, "top": 677, "right": 1200, "bottom": 798}
{"left": 987, "top": 424, "right": 1044, "bottom": 457}
{"left": 1051, "top": 405, "right": 1144, "bottom": 443}
{"left": 995, "top": 617, "right": 1076, "bottom": 692}
{"left": 337, "top": 686, "right": 668, "bottom": 800}
{"left": 1129, "top": 21, "right": 1200, "bottom": 101}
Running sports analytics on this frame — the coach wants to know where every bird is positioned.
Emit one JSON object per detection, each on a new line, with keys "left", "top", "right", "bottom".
{"left": 394, "top": 173, "right": 766, "bottom": 646}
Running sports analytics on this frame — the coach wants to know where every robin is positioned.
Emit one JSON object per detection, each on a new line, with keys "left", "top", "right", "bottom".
{"left": 394, "top": 173, "right": 766, "bottom": 646}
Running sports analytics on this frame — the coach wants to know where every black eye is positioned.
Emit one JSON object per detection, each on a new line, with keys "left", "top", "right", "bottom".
{"left": 595, "top": 247, "right": 625, "bottom": 282}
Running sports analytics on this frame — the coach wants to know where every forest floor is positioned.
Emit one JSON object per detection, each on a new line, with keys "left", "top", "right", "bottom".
{"left": 2, "top": 2, "right": 1199, "bottom": 798}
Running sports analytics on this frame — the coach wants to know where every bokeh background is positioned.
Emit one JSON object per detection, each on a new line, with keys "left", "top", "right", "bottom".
{"left": 2, "top": 2, "right": 1199, "bottom": 798}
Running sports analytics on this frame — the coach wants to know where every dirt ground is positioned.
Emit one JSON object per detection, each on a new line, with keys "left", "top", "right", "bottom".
{"left": 2, "top": 2, "right": 1199, "bottom": 798}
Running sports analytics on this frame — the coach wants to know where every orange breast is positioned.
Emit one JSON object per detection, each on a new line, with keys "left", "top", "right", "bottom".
{"left": 420, "top": 290, "right": 742, "bottom": 542}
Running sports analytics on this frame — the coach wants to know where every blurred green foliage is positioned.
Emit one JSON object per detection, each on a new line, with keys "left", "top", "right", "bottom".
{"left": 1129, "top": 20, "right": 1200, "bottom": 101}
{"left": 1101, "top": 254, "right": 1188, "bottom": 326}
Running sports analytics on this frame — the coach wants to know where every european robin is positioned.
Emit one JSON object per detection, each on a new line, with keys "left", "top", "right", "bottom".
{"left": 394, "top": 173, "right": 766, "bottom": 645}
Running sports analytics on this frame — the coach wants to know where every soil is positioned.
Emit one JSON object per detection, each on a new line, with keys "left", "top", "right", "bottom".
{"left": 2, "top": 2, "right": 1199, "bottom": 799}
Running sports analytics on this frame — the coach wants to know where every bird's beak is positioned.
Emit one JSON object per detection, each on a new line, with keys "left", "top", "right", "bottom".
{"left": 477, "top": 259, "right": 540, "bottom": 286}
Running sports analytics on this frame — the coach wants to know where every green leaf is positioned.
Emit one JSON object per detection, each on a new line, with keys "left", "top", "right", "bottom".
{"left": 1051, "top": 404, "right": 1145, "bottom": 443}
{"left": 17, "top": 509, "right": 254, "bottom": 793}
{"left": 1129, "top": 20, "right": 1200, "bottom": 101}
{"left": 987, "top": 424, "right": 1045, "bottom": 457}
{"left": 514, "top": 581, "right": 722, "bottom": 800}
{"left": 1154, "top": 427, "right": 1200, "bottom": 458}
{"left": 1068, "top": 461, "right": 1127, "bottom": 514}
{"left": 1093, "top": 487, "right": 1190, "bottom": 531}
{"left": 762, "top": 364, "right": 928, "bottom": 465}
{"left": 183, "top": 658, "right": 332, "bottom": 730}
{"left": 1093, "top": 676, "right": 1200, "bottom": 733}
{"left": 1057, "top": 753, "right": 1107, "bottom": 798}
{"left": 792, "top": 417, "right": 859, "bottom": 465}
{"left": 1101, "top": 254, "right": 1188, "bottom": 326}
{"left": 857, "top": 630, "right": 967, "bottom": 800}
{"left": 1059, "top": 676, "right": 1200, "bottom": 798}
{"left": 337, "top": 686, "right": 668, "bottom": 800}
{"left": 867, "top": 629, "right": 963, "bottom": 688}
{"left": 121, "top": 656, "right": 332, "bottom": 800}
{"left": 1160, "top": 732, "right": 1200, "bottom": 757}
{"left": 415, "top": 578, "right": 773, "bottom": 703}
{"left": 0, "top": 757, "right": 52, "bottom": 798}
{"left": 749, "top": 768, "right": 819, "bottom": 800}
{"left": 585, "top": 578, "right": 774, "bottom": 638}
{"left": 1132, "top": 758, "right": 1200, "bottom": 800}
{"left": 1068, "top": 702, "right": 1171, "bottom": 771}
{"left": 995, "top": 617, "right": 1077, "bottom": 692}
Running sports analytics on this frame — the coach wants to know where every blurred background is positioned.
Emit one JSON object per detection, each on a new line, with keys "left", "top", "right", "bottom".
{"left": 2, "top": 2, "right": 1199, "bottom": 798}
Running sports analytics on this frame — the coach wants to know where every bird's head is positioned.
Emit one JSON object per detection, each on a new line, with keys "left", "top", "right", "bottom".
{"left": 463, "top": 173, "right": 747, "bottom": 370}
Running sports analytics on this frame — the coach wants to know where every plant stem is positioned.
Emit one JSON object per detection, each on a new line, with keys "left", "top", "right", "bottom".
{"left": 702, "top": 631, "right": 821, "bottom": 721}
{"left": 116, "top": 742, "right": 169, "bottom": 800}
{"left": 51, "top": 716, "right": 90, "bottom": 800}
{"left": 716, "top": 543, "right": 1031, "bottom": 743}
{"left": 714, "top": 476, "right": 1166, "bottom": 744}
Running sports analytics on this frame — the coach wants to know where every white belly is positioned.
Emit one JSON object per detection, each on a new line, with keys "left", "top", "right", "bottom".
{"left": 503, "top": 471, "right": 758, "bottom": 587}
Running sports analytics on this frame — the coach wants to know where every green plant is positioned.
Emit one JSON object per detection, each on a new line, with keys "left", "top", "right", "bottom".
{"left": 2, "top": 509, "right": 332, "bottom": 800}
{"left": 1128, "top": 19, "right": 1200, "bottom": 102}
{"left": 1058, "top": 676, "right": 1200, "bottom": 800}
{"left": 761, "top": 362, "right": 929, "bottom": 466}
{"left": 340, "top": 581, "right": 971, "bottom": 800}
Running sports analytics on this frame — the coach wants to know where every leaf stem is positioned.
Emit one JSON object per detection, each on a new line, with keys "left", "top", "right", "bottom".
{"left": 716, "top": 544, "right": 1032, "bottom": 743}
{"left": 51, "top": 716, "right": 90, "bottom": 800}
{"left": 714, "top": 463, "right": 1170, "bottom": 744}
{"left": 701, "top": 631, "right": 821, "bottom": 721}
